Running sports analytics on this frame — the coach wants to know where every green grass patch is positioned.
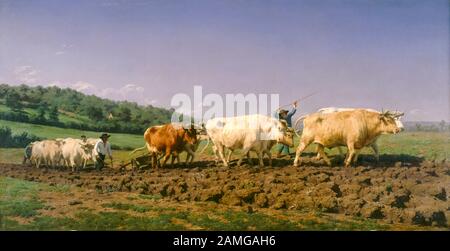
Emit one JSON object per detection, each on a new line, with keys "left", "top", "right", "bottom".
{"left": 0, "top": 177, "right": 44, "bottom": 219}
{"left": 102, "top": 202, "right": 152, "bottom": 213}
{"left": 138, "top": 194, "right": 163, "bottom": 200}
{"left": 0, "top": 119, "right": 144, "bottom": 149}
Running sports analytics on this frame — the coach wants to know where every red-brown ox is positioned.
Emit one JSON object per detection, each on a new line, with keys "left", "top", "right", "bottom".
{"left": 144, "top": 124, "right": 198, "bottom": 168}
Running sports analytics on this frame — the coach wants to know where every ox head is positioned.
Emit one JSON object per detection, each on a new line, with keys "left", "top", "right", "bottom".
{"left": 277, "top": 120, "right": 295, "bottom": 147}
{"left": 195, "top": 123, "right": 207, "bottom": 135}
{"left": 379, "top": 110, "right": 405, "bottom": 134}
{"left": 79, "top": 142, "right": 95, "bottom": 156}
{"left": 183, "top": 124, "right": 198, "bottom": 145}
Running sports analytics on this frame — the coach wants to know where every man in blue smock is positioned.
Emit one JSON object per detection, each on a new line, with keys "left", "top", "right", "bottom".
{"left": 275, "top": 101, "right": 298, "bottom": 158}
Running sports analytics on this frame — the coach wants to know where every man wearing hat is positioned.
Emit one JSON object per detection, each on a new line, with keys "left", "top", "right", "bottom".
{"left": 275, "top": 101, "right": 298, "bottom": 158}
{"left": 94, "top": 133, "right": 113, "bottom": 170}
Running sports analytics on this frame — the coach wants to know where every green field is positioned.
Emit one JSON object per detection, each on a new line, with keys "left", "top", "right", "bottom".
{"left": 0, "top": 119, "right": 144, "bottom": 149}
{"left": 0, "top": 104, "right": 92, "bottom": 125}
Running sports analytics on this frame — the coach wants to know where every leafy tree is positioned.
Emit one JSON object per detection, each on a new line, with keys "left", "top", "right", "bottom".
{"left": 48, "top": 106, "right": 59, "bottom": 121}
{"left": 117, "top": 106, "right": 132, "bottom": 121}
{"left": 5, "top": 91, "right": 23, "bottom": 111}
{"left": 36, "top": 104, "right": 47, "bottom": 122}
{"left": 86, "top": 106, "right": 104, "bottom": 121}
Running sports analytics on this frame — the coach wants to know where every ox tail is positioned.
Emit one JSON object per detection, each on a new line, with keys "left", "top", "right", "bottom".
{"left": 129, "top": 146, "right": 147, "bottom": 155}
{"left": 198, "top": 137, "right": 211, "bottom": 154}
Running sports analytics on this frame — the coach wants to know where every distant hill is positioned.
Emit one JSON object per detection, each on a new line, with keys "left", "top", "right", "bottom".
{"left": 0, "top": 83, "right": 174, "bottom": 134}
{"left": 403, "top": 121, "right": 449, "bottom": 132}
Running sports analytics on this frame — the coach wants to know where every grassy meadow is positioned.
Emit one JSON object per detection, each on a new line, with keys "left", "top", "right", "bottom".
{"left": 0, "top": 119, "right": 144, "bottom": 149}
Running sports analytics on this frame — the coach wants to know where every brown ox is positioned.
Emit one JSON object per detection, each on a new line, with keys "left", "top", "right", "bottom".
{"left": 293, "top": 109, "right": 403, "bottom": 167}
{"left": 144, "top": 124, "right": 198, "bottom": 168}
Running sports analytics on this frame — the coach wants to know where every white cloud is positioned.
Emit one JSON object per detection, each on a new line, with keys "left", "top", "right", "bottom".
{"left": 72, "top": 81, "right": 96, "bottom": 93}
{"left": 97, "top": 84, "right": 154, "bottom": 105}
{"left": 409, "top": 109, "right": 422, "bottom": 115}
{"left": 47, "top": 81, "right": 155, "bottom": 106}
{"left": 54, "top": 44, "right": 73, "bottom": 56}
{"left": 121, "top": 84, "right": 144, "bottom": 93}
{"left": 47, "top": 81, "right": 67, "bottom": 87}
{"left": 144, "top": 98, "right": 158, "bottom": 105}
{"left": 61, "top": 44, "right": 74, "bottom": 49}
{"left": 14, "top": 65, "right": 39, "bottom": 84}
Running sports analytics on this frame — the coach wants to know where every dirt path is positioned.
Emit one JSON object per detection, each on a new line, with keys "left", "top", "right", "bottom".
{"left": 0, "top": 159, "right": 449, "bottom": 228}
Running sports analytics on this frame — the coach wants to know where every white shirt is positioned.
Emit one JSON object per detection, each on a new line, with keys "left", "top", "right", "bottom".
{"left": 94, "top": 140, "right": 112, "bottom": 157}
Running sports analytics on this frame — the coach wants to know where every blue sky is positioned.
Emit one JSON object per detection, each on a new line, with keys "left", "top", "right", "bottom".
{"left": 0, "top": 0, "right": 448, "bottom": 121}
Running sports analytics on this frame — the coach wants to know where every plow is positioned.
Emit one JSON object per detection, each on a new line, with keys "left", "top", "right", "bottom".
{"left": 119, "top": 147, "right": 151, "bottom": 170}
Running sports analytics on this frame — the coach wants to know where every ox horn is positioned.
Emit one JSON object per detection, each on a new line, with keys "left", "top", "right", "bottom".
{"left": 394, "top": 111, "right": 404, "bottom": 117}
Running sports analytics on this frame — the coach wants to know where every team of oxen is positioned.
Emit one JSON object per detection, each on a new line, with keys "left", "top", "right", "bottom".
{"left": 141, "top": 107, "right": 404, "bottom": 168}
{"left": 23, "top": 137, "right": 99, "bottom": 171}
{"left": 22, "top": 107, "right": 404, "bottom": 170}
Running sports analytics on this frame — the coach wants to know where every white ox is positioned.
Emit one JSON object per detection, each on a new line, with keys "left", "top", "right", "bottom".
{"left": 60, "top": 138, "right": 95, "bottom": 171}
{"left": 30, "top": 140, "right": 63, "bottom": 168}
{"left": 295, "top": 107, "right": 404, "bottom": 162}
{"left": 205, "top": 114, "right": 294, "bottom": 167}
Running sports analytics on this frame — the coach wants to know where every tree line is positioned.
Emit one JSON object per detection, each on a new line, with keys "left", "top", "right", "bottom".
{"left": 0, "top": 84, "right": 173, "bottom": 134}
{"left": 0, "top": 126, "right": 41, "bottom": 148}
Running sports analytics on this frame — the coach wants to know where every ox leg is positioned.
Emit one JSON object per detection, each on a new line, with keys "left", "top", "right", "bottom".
{"left": 170, "top": 152, "right": 180, "bottom": 166}
{"left": 257, "top": 151, "right": 264, "bottom": 167}
{"left": 151, "top": 153, "right": 158, "bottom": 168}
{"left": 82, "top": 158, "right": 87, "bottom": 169}
{"left": 344, "top": 144, "right": 357, "bottom": 167}
{"left": 246, "top": 152, "right": 254, "bottom": 166}
{"left": 317, "top": 145, "right": 331, "bottom": 166}
{"left": 217, "top": 145, "right": 228, "bottom": 167}
{"left": 175, "top": 153, "right": 181, "bottom": 166}
{"left": 237, "top": 146, "right": 251, "bottom": 167}
{"left": 371, "top": 142, "right": 379, "bottom": 163}
{"left": 70, "top": 160, "right": 76, "bottom": 172}
{"left": 314, "top": 145, "right": 322, "bottom": 161}
{"left": 161, "top": 148, "right": 171, "bottom": 167}
{"left": 226, "top": 149, "right": 233, "bottom": 162}
{"left": 171, "top": 154, "right": 176, "bottom": 166}
{"left": 212, "top": 145, "right": 224, "bottom": 164}
{"left": 185, "top": 146, "right": 195, "bottom": 165}
{"left": 293, "top": 138, "right": 312, "bottom": 167}
{"left": 353, "top": 149, "right": 362, "bottom": 165}
{"left": 264, "top": 150, "right": 272, "bottom": 166}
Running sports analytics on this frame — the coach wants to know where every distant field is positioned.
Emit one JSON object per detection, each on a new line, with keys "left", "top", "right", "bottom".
{"left": 0, "top": 104, "right": 91, "bottom": 125}
{"left": 0, "top": 119, "right": 144, "bottom": 149}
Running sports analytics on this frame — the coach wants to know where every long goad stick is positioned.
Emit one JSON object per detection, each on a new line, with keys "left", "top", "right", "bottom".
{"left": 277, "top": 91, "right": 319, "bottom": 110}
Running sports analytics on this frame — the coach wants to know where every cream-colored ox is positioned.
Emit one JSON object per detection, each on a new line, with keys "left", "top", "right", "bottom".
{"left": 293, "top": 109, "right": 404, "bottom": 167}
